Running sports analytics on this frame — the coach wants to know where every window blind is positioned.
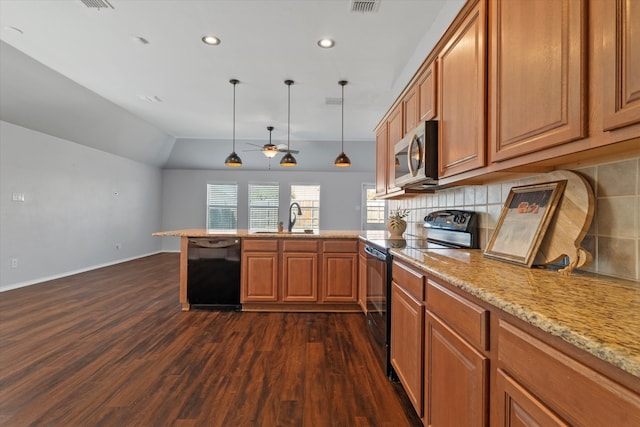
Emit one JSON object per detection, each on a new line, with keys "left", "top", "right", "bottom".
{"left": 290, "top": 184, "right": 320, "bottom": 231}
{"left": 206, "top": 183, "right": 238, "bottom": 230}
{"left": 249, "top": 183, "right": 279, "bottom": 232}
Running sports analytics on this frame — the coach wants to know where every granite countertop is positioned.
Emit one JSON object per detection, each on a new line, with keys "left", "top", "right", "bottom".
{"left": 391, "top": 247, "right": 640, "bottom": 378}
{"left": 153, "top": 228, "right": 362, "bottom": 239}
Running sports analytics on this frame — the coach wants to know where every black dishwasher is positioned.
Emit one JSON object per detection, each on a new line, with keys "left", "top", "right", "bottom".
{"left": 187, "top": 238, "right": 241, "bottom": 310}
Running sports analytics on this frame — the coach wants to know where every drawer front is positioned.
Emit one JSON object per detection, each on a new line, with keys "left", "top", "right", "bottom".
{"left": 322, "top": 240, "right": 358, "bottom": 253}
{"left": 392, "top": 260, "right": 425, "bottom": 300}
{"left": 426, "top": 278, "right": 489, "bottom": 351}
{"left": 243, "top": 239, "right": 278, "bottom": 251}
{"left": 498, "top": 320, "right": 640, "bottom": 426}
{"left": 283, "top": 239, "right": 318, "bottom": 252}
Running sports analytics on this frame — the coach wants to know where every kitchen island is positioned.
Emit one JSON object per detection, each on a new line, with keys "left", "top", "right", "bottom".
{"left": 153, "top": 229, "right": 362, "bottom": 311}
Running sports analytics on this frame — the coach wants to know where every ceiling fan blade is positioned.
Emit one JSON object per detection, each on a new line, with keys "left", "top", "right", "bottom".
{"left": 245, "top": 142, "right": 264, "bottom": 148}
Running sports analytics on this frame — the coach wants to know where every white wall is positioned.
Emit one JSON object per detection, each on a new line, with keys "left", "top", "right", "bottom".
{"left": 159, "top": 168, "right": 375, "bottom": 251}
{"left": 0, "top": 121, "right": 163, "bottom": 291}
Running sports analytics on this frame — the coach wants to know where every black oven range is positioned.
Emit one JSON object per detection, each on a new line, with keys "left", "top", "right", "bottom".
{"left": 363, "top": 209, "right": 478, "bottom": 380}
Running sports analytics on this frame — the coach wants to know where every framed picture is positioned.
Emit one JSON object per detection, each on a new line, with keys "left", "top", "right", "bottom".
{"left": 484, "top": 180, "right": 567, "bottom": 267}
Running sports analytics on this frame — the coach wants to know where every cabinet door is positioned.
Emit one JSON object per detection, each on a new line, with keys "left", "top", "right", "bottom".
{"left": 391, "top": 281, "right": 425, "bottom": 417}
{"left": 358, "top": 252, "right": 367, "bottom": 312}
{"left": 241, "top": 252, "right": 278, "bottom": 302}
{"left": 426, "top": 312, "right": 488, "bottom": 427}
{"left": 418, "top": 61, "right": 437, "bottom": 121}
{"left": 404, "top": 86, "right": 419, "bottom": 135}
{"left": 387, "top": 105, "right": 404, "bottom": 193}
{"left": 602, "top": 0, "right": 640, "bottom": 131}
{"left": 375, "top": 124, "right": 388, "bottom": 197}
{"left": 489, "top": 0, "right": 586, "bottom": 163}
{"left": 322, "top": 253, "right": 358, "bottom": 302}
{"left": 282, "top": 252, "right": 317, "bottom": 302}
{"left": 438, "top": 0, "right": 487, "bottom": 178}
{"left": 495, "top": 369, "right": 569, "bottom": 427}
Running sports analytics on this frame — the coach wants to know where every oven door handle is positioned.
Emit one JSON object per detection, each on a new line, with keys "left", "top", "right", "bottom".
{"left": 364, "top": 245, "right": 388, "bottom": 261}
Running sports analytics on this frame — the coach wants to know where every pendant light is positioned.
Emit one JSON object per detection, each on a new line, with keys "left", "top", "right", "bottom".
{"left": 224, "top": 79, "right": 242, "bottom": 167}
{"left": 334, "top": 80, "right": 351, "bottom": 167}
{"left": 280, "top": 79, "right": 297, "bottom": 167}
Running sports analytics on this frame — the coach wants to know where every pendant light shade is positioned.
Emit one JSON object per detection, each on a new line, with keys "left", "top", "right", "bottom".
{"left": 225, "top": 79, "right": 242, "bottom": 167}
{"left": 334, "top": 80, "right": 351, "bottom": 167}
{"left": 280, "top": 80, "right": 298, "bottom": 167}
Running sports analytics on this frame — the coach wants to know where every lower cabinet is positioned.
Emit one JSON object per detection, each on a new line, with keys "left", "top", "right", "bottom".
{"left": 241, "top": 240, "right": 279, "bottom": 302}
{"left": 495, "top": 319, "right": 640, "bottom": 426}
{"left": 424, "top": 278, "right": 489, "bottom": 427}
{"left": 358, "top": 242, "right": 368, "bottom": 312}
{"left": 391, "top": 261, "right": 425, "bottom": 417}
{"left": 387, "top": 263, "right": 640, "bottom": 426}
{"left": 321, "top": 240, "right": 358, "bottom": 303}
{"left": 241, "top": 238, "right": 359, "bottom": 309}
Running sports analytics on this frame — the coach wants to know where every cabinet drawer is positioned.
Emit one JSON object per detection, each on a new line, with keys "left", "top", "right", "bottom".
{"left": 283, "top": 239, "right": 318, "bottom": 252}
{"left": 322, "top": 240, "right": 357, "bottom": 253}
{"left": 426, "top": 278, "right": 489, "bottom": 351}
{"left": 392, "top": 260, "right": 424, "bottom": 300}
{"left": 243, "top": 239, "right": 278, "bottom": 251}
{"left": 498, "top": 320, "right": 640, "bottom": 426}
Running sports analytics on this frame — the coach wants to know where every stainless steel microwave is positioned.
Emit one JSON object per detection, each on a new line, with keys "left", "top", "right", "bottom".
{"left": 393, "top": 120, "right": 438, "bottom": 188}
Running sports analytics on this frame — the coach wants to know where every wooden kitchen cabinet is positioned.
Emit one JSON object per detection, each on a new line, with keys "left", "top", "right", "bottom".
{"left": 321, "top": 240, "right": 358, "bottom": 303}
{"left": 390, "top": 261, "right": 425, "bottom": 417}
{"left": 241, "top": 239, "right": 279, "bottom": 302}
{"left": 602, "top": 0, "right": 640, "bottom": 131}
{"left": 358, "top": 241, "right": 367, "bottom": 313}
{"left": 495, "top": 319, "right": 640, "bottom": 426}
{"left": 425, "top": 278, "right": 489, "bottom": 426}
{"left": 418, "top": 60, "right": 437, "bottom": 121}
{"left": 403, "top": 86, "right": 419, "bottom": 136}
{"left": 438, "top": 0, "right": 487, "bottom": 178}
{"left": 488, "top": 0, "right": 586, "bottom": 163}
{"left": 375, "top": 124, "right": 388, "bottom": 197}
{"left": 281, "top": 240, "right": 318, "bottom": 302}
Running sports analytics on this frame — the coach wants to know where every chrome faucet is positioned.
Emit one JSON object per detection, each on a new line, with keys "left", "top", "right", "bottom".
{"left": 288, "top": 202, "right": 302, "bottom": 232}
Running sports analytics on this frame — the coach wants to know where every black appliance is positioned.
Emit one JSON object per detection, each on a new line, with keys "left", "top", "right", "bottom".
{"left": 364, "top": 209, "right": 478, "bottom": 380}
{"left": 187, "top": 238, "right": 241, "bottom": 310}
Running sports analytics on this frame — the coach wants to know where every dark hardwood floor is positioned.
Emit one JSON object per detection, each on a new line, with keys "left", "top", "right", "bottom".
{"left": 0, "top": 253, "right": 421, "bottom": 426}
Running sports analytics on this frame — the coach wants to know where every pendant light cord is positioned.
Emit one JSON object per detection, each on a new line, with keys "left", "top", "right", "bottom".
{"left": 287, "top": 82, "right": 291, "bottom": 150}
{"left": 232, "top": 81, "right": 236, "bottom": 151}
{"left": 341, "top": 83, "right": 344, "bottom": 152}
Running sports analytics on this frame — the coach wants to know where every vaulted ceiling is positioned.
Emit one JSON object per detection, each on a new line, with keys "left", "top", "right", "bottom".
{"left": 0, "top": 0, "right": 464, "bottom": 170}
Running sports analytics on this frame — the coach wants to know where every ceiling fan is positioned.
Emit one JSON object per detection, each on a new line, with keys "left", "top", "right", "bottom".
{"left": 244, "top": 126, "right": 299, "bottom": 158}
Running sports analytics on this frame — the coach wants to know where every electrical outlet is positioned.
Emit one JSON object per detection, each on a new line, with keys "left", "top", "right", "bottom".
{"left": 115, "top": 243, "right": 122, "bottom": 250}
{"left": 10, "top": 258, "right": 18, "bottom": 268}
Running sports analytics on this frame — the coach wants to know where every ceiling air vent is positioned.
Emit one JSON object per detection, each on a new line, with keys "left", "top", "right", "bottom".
{"left": 79, "top": 0, "right": 114, "bottom": 10}
{"left": 350, "top": 0, "right": 379, "bottom": 13}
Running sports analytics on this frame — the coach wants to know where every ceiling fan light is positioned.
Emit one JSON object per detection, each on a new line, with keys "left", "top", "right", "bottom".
{"left": 262, "top": 147, "right": 278, "bottom": 158}
{"left": 224, "top": 151, "right": 242, "bottom": 166}
{"left": 334, "top": 151, "right": 351, "bottom": 167}
{"left": 280, "top": 152, "right": 297, "bottom": 166}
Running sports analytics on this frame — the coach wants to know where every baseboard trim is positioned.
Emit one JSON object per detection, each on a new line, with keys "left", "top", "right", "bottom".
{"left": 0, "top": 251, "right": 174, "bottom": 293}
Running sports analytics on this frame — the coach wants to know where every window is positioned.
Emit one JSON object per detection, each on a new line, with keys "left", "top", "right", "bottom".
{"left": 206, "top": 183, "right": 237, "bottom": 230}
{"left": 290, "top": 184, "right": 320, "bottom": 231}
{"left": 362, "top": 184, "right": 386, "bottom": 230}
{"left": 248, "top": 183, "right": 279, "bottom": 232}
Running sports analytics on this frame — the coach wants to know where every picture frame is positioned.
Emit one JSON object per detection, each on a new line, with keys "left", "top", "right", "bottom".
{"left": 484, "top": 180, "right": 567, "bottom": 267}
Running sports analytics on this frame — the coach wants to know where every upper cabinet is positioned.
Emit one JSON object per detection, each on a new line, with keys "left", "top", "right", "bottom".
{"left": 602, "top": 0, "right": 640, "bottom": 131}
{"left": 374, "top": 0, "right": 640, "bottom": 195}
{"left": 488, "top": 0, "right": 587, "bottom": 163}
{"left": 438, "top": 0, "right": 487, "bottom": 178}
{"left": 418, "top": 61, "right": 437, "bottom": 122}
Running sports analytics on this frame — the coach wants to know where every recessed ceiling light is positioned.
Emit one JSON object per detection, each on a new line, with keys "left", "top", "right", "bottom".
{"left": 317, "top": 38, "right": 335, "bottom": 48}
{"left": 202, "top": 35, "right": 221, "bottom": 46}
{"left": 3, "top": 26, "right": 24, "bottom": 35}
{"left": 131, "top": 36, "right": 149, "bottom": 45}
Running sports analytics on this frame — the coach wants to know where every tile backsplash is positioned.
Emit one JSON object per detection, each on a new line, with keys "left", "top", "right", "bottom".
{"left": 389, "top": 157, "right": 640, "bottom": 281}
